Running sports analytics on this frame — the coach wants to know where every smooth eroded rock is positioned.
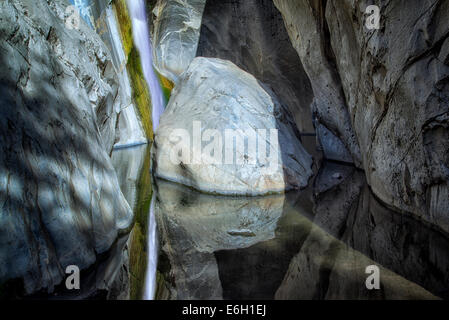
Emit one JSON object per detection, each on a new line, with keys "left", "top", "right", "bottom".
{"left": 0, "top": 0, "right": 132, "bottom": 295}
{"left": 151, "top": 0, "right": 206, "bottom": 83}
{"left": 196, "top": 0, "right": 314, "bottom": 133}
{"left": 275, "top": 0, "right": 449, "bottom": 231}
{"left": 152, "top": 57, "right": 313, "bottom": 195}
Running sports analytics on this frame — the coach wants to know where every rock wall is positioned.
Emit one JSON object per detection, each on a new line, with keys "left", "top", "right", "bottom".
{"left": 196, "top": 0, "right": 315, "bottom": 134}
{"left": 90, "top": 2, "right": 147, "bottom": 148}
{"left": 0, "top": 0, "right": 132, "bottom": 295}
{"left": 274, "top": 0, "right": 449, "bottom": 232}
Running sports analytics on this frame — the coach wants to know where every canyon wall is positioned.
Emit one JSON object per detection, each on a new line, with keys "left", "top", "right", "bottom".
{"left": 196, "top": 0, "right": 315, "bottom": 134}
{"left": 0, "top": 0, "right": 133, "bottom": 295}
{"left": 274, "top": 0, "right": 449, "bottom": 232}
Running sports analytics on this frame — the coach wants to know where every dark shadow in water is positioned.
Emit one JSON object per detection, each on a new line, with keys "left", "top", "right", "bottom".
{"left": 156, "top": 161, "right": 449, "bottom": 300}
{"left": 214, "top": 199, "right": 312, "bottom": 299}
{"left": 312, "top": 162, "right": 449, "bottom": 299}
{"left": 276, "top": 161, "right": 449, "bottom": 299}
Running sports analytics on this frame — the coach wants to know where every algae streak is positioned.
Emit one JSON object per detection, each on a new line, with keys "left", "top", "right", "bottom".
{"left": 128, "top": 147, "right": 153, "bottom": 299}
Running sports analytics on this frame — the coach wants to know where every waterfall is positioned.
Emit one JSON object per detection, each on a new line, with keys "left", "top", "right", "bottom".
{"left": 127, "top": 0, "right": 163, "bottom": 300}
{"left": 143, "top": 193, "right": 158, "bottom": 300}
{"left": 127, "top": 0, "right": 165, "bottom": 131}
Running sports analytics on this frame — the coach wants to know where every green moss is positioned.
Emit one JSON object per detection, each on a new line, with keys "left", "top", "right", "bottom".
{"left": 157, "top": 71, "right": 174, "bottom": 103}
{"left": 128, "top": 147, "right": 153, "bottom": 300}
{"left": 127, "top": 47, "right": 154, "bottom": 141}
{"left": 112, "top": 0, "right": 133, "bottom": 56}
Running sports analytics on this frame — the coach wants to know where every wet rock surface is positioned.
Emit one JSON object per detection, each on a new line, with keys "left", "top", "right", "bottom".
{"left": 151, "top": 0, "right": 206, "bottom": 83}
{"left": 273, "top": 0, "right": 362, "bottom": 167}
{"left": 152, "top": 57, "right": 313, "bottom": 195}
{"left": 0, "top": 0, "right": 132, "bottom": 295}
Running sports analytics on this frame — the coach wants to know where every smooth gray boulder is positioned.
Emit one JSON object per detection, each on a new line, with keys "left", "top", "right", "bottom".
{"left": 275, "top": 0, "right": 449, "bottom": 232}
{"left": 152, "top": 57, "right": 313, "bottom": 195}
{"left": 0, "top": 0, "right": 132, "bottom": 295}
{"left": 151, "top": 0, "right": 206, "bottom": 83}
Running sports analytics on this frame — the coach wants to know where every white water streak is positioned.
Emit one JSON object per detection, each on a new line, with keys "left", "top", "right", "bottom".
{"left": 127, "top": 0, "right": 165, "bottom": 131}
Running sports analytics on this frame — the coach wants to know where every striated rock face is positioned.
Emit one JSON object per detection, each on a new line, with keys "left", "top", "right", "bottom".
{"left": 275, "top": 0, "right": 449, "bottom": 231}
{"left": 93, "top": 4, "right": 147, "bottom": 148}
{"left": 196, "top": 0, "right": 314, "bottom": 133}
{"left": 152, "top": 57, "right": 313, "bottom": 195}
{"left": 273, "top": 0, "right": 362, "bottom": 166}
{"left": 0, "top": 0, "right": 132, "bottom": 295}
{"left": 151, "top": 0, "right": 206, "bottom": 83}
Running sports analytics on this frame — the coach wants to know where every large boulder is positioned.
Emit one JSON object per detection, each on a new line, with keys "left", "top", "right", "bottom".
{"left": 0, "top": 0, "right": 132, "bottom": 295}
{"left": 151, "top": 0, "right": 206, "bottom": 83}
{"left": 152, "top": 57, "right": 313, "bottom": 195}
{"left": 275, "top": 0, "right": 449, "bottom": 232}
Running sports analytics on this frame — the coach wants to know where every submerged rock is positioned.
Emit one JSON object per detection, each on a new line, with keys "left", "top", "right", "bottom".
{"left": 154, "top": 179, "right": 285, "bottom": 299}
{"left": 310, "top": 162, "right": 449, "bottom": 299}
{"left": 151, "top": 0, "right": 206, "bottom": 83}
{"left": 0, "top": 0, "right": 132, "bottom": 295}
{"left": 152, "top": 57, "right": 313, "bottom": 195}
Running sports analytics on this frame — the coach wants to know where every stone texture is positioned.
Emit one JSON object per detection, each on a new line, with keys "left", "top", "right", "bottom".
{"left": 275, "top": 0, "right": 449, "bottom": 232}
{"left": 196, "top": 0, "right": 314, "bottom": 133}
{"left": 273, "top": 0, "right": 362, "bottom": 166}
{"left": 316, "top": 123, "right": 353, "bottom": 164}
{"left": 152, "top": 57, "right": 313, "bottom": 195}
{"left": 0, "top": 0, "right": 132, "bottom": 295}
{"left": 151, "top": 0, "right": 206, "bottom": 83}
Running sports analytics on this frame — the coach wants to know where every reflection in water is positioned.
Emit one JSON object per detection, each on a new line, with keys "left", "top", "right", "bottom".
{"left": 154, "top": 162, "right": 449, "bottom": 300}
{"left": 154, "top": 179, "right": 285, "bottom": 299}
{"left": 144, "top": 193, "right": 158, "bottom": 300}
{"left": 111, "top": 145, "right": 154, "bottom": 299}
